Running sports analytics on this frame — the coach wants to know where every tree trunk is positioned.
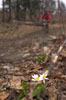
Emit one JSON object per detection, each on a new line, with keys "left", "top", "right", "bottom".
{"left": 8, "top": 0, "right": 11, "bottom": 21}
{"left": 2, "top": 0, "right": 5, "bottom": 22}
{"left": 16, "top": 0, "right": 20, "bottom": 20}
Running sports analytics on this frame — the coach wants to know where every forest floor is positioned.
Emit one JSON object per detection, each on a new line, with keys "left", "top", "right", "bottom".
{"left": 0, "top": 21, "right": 66, "bottom": 100}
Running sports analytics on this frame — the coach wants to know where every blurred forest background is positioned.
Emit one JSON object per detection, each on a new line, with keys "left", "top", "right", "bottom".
{"left": 1, "top": 0, "right": 66, "bottom": 22}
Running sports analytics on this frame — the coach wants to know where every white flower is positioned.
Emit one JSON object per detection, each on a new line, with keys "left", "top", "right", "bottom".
{"left": 32, "top": 74, "right": 42, "bottom": 81}
{"left": 40, "top": 71, "right": 48, "bottom": 83}
{"left": 32, "top": 71, "right": 49, "bottom": 83}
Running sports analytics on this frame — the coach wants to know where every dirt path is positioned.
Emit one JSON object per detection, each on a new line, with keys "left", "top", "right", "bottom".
{"left": 0, "top": 23, "right": 50, "bottom": 65}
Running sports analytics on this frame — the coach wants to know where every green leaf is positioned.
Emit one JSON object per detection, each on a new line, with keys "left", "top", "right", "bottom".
{"left": 0, "top": 89, "right": 3, "bottom": 93}
{"left": 21, "top": 82, "right": 28, "bottom": 94}
{"left": 17, "top": 91, "right": 25, "bottom": 100}
{"left": 36, "top": 55, "right": 46, "bottom": 62}
{"left": 18, "top": 82, "right": 28, "bottom": 100}
{"left": 32, "top": 83, "right": 46, "bottom": 99}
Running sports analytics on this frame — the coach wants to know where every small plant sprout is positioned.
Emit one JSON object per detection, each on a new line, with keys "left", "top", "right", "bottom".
{"left": 18, "top": 82, "right": 28, "bottom": 100}
{"left": 32, "top": 74, "right": 42, "bottom": 81}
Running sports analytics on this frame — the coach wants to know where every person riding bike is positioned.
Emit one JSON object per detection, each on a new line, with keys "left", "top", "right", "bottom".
{"left": 40, "top": 9, "right": 51, "bottom": 33}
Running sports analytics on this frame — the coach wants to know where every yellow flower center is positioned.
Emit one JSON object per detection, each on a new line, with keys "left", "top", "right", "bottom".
{"left": 36, "top": 76, "right": 39, "bottom": 80}
{"left": 43, "top": 75, "right": 46, "bottom": 78}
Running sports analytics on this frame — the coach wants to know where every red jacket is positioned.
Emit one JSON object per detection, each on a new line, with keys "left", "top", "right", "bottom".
{"left": 40, "top": 11, "right": 51, "bottom": 21}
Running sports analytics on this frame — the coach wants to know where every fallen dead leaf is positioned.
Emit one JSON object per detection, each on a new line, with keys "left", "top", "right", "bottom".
{"left": 0, "top": 92, "right": 9, "bottom": 100}
{"left": 43, "top": 46, "right": 51, "bottom": 55}
{"left": 10, "top": 76, "right": 22, "bottom": 90}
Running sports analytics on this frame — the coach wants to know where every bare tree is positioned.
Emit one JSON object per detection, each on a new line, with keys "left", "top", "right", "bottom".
{"left": 16, "top": 0, "right": 20, "bottom": 20}
{"left": 60, "top": 1, "right": 66, "bottom": 14}
{"left": 8, "top": 0, "right": 11, "bottom": 21}
{"left": 2, "top": 0, "right": 5, "bottom": 22}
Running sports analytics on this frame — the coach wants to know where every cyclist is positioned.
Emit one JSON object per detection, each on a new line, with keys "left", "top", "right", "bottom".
{"left": 40, "top": 9, "right": 51, "bottom": 33}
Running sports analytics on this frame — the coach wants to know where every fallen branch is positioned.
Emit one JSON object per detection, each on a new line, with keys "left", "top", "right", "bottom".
{"left": 48, "top": 39, "right": 66, "bottom": 72}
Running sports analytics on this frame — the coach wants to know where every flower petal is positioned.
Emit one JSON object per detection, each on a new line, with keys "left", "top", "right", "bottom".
{"left": 32, "top": 79, "right": 36, "bottom": 81}
{"left": 43, "top": 80, "right": 45, "bottom": 84}
{"left": 39, "top": 76, "right": 43, "bottom": 81}
{"left": 32, "top": 75, "right": 38, "bottom": 78}
{"left": 44, "top": 78, "right": 48, "bottom": 80}
{"left": 43, "top": 73, "right": 47, "bottom": 77}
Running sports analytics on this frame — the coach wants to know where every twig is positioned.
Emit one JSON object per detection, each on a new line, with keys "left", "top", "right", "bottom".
{"left": 48, "top": 39, "right": 66, "bottom": 72}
